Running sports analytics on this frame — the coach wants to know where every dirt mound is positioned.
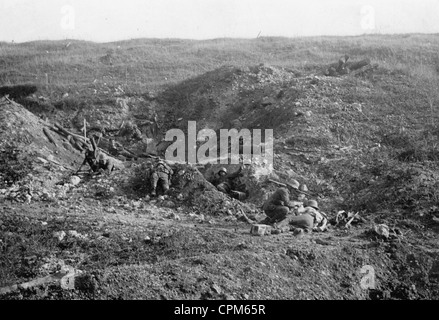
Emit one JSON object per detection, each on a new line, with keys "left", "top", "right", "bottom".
{"left": 0, "top": 97, "right": 83, "bottom": 167}
{"left": 158, "top": 64, "right": 301, "bottom": 132}
{"left": 0, "top": 98, "right": 84, "bottom": 202}
{"left": 347, "top": 161, "right": 439, "bottom": 217}
{"left": 126, "top": 160, "right": 258, "bottom": 216}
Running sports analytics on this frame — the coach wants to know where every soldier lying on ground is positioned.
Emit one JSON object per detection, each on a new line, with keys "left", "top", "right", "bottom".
{"left": 150, "top": 160, "right": 173, "bottom": 196}
{"left": 210, "top": 167, "right": 247, "bottom": 200}
{"left": 275, "top": 199, "right": 328, "bottom": 232}
{"left": 76, "top": 148, "right": 98, "bottom": 174}
{"left": 76, "top": 149, "right": 114, "bottom": 175}
{"left": 95, "top": 153, "right": 115, "bottom": 175}
{"left": 120, "top": 121, "right": 143, "bottom": 142}
{"left": 260, "top": 180, "right": 301, "bottom": 224}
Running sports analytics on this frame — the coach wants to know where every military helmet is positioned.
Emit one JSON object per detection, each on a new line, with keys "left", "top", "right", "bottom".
{"left": 218, "top": 167, "right": 227, "bottom": 174}
{"left": 307, "top": 200, "right": 319, "bottom": 210}
{"left": 287, "top": 179, "right": 300, "bottom": 190}
{"left": 299, "top": 184, "right": 308, "bottom": 192}
{"left": 97, "top": 153, "right": 106, "bottom": 161}
{"left": 156, "top": 159, "right": 167, "bottom": 167}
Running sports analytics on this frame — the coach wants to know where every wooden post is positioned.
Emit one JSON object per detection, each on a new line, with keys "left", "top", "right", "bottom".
{"left": 83, "top": 119, "right": 86, "bottom": 141}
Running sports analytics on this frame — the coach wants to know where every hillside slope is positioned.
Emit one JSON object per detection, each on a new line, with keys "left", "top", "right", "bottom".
{"left": 1, "top": 35, "right": 439, "bottom": 301}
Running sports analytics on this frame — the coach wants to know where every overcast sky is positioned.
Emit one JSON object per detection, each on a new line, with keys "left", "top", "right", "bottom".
{"left": 1, "top": 0, "right": 438, "bottom": 42}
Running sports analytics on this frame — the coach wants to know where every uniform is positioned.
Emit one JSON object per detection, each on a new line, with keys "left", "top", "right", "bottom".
{"left": 262, "top": 187, "right": 296, "bottom": 223}
{"left": 276, "top": 205, "right": 326, "bottom": 231}
{"left": 211, "top": 167, "right": 242, "bottom": 195}
{"left": 79, "top": 149, "right": 98, "bottom": 173}
{"left": 97, "top": 156, "right": 115, "bottom": 174}
{"left": 151, "top": 161, "right": 173, "bottom": 195}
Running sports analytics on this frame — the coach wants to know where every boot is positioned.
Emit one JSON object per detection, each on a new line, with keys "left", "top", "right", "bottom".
{"left": 151, "top": 189, "right": 156, "bottom": 197}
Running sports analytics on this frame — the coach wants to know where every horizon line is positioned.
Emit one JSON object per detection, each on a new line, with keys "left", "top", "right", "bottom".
{"left": 2, "top": 32, "right": 439, "bottom": 45}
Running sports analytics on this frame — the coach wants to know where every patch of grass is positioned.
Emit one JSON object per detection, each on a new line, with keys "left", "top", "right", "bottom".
{"left": 1, "top": 34, "right": 439, "bottom": 101}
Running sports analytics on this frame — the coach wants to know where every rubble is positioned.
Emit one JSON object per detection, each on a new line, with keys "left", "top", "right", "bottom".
{"left": 67, "top": 230, "right": 88, "bottom": 240}
{"left": 374, "top": 224, "right": 390, "bottom": 238}
{"left": 53, "top": 231, "right": 66, "bottom": 241}
{"left": 69, "top": 175, "right": 81, "bottom": 186}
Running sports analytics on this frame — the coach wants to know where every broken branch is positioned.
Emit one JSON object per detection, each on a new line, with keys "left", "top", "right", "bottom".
{"left": 43, "top": 127, "right": 57, "bottom": 147}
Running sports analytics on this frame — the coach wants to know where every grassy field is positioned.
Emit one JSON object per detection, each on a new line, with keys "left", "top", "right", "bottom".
{"left": 1, "top": 34, "right": 439, "bottom": 97}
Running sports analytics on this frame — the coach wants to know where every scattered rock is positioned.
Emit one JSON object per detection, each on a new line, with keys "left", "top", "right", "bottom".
{"left": 167, "top": 212, "right": 181, "bottom": 220}
{"left": 53, "top": 231, "right": 66, "bottom": 241}
{"left": 211, "top": 284, "right": 222, "bottom": 294}
{"left": 69, "top": 176, "right": 81, "bottom": 186}
{"left": 67, "top": 230, "right": 87, "bottom": 240}
{"left": 131, "top": 200, "right": 142, "bottom": 208}
{"left": 176, "top": 193, "right": 184, "bottom": 201}
{"left": 106, "top": 206, "right": 116, "bottom": 213}
{"left": 374, "top": 224, "right": 390, "bottom": 238}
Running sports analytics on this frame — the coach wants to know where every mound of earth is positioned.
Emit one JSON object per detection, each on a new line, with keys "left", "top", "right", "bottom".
{"left": 0, "top": 97, "right": 83, "bottom": 167}
{"left": 0, "top": 98, "right": 86, "bottom": 202}
{"left": 158, "top": 64, "right": 301, "bottom": 133}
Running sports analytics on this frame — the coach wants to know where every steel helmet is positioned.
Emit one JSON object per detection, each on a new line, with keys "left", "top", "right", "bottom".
{"left": 299, "top": 184, "right": 308, "bottom": 192}
{"left": 218, "top": 167, "right": 227, "bottom": 174}
{"left": 98, "top": 153, "right": 106, "bottom": 161}
{"left": 307, "top": 200, "right": 319, "bottom": 210}
{"left": 287, "top": 179, "right": 300, "bottom": 190}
